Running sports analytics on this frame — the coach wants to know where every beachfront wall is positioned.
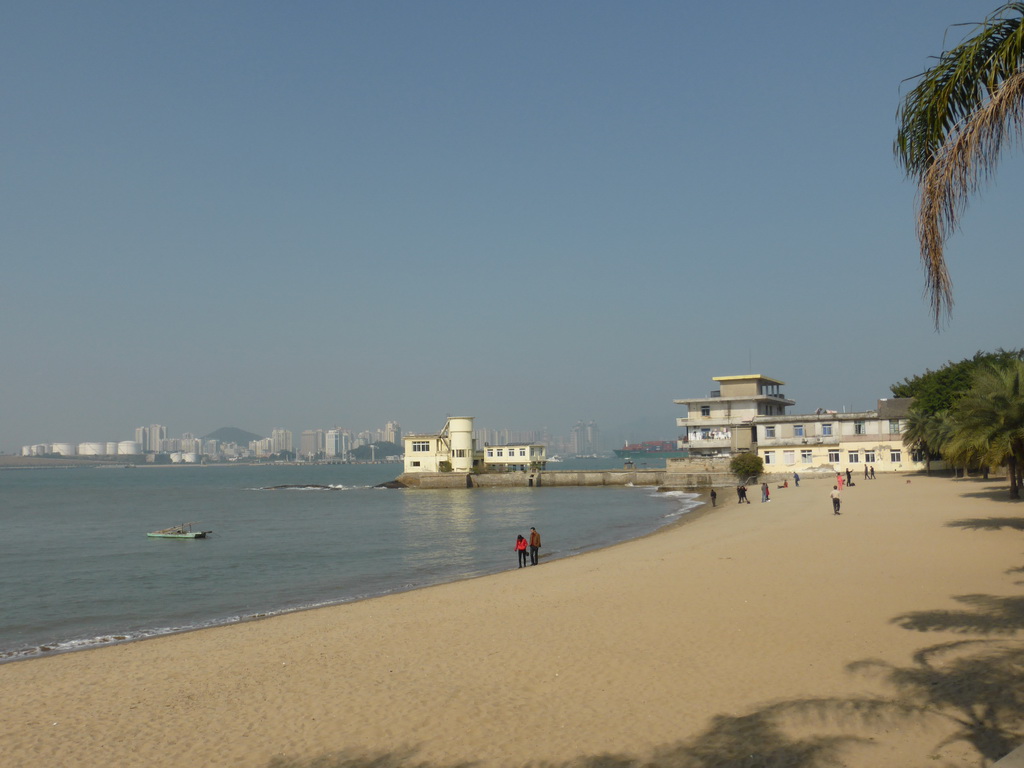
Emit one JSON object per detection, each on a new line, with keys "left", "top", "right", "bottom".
{"left": 396, "top": 469, "right": 666, "bottom": 489}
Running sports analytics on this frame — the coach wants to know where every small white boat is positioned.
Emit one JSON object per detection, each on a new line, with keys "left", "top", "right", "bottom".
{"left": 147, "top": 522, "right": 211, "bottom": 539}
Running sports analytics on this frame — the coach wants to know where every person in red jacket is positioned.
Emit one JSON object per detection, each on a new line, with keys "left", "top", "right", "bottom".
{"left": 514, "top": 534, "right": 528, "bottom": 568}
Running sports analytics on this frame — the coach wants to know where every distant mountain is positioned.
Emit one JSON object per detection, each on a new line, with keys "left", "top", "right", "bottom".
{"left": 203, "top": 427, "right": 263, "bottom": 445}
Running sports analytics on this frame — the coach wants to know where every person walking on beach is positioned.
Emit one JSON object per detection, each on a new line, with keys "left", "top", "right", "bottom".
{"left": 870, "top": 466, "right": 876, "bottom": 480}
{"left": 515, "top": 535, "right": 528, "bottom": 568}
{"left": 831, "top": 486, "right": 842, "bottom": 515}
{"left": 761, "top": 482, "right": 770, "bottom": 503}
{"left": 710, "top": 488, "right": 717, "bottom": 507}
{"left": 737, "top": 485, "right": 750, "bottom": 504}
{"left": 529, "top": 527, "right": 541, "bottom": 566}
{"left": 837, "top": 473, "right": 844, "bottom": 491}
{"left": 864, "top": 464, "right": 869, "bottom": 480}
{"left": 845, "top": 468, "right": 852, "bottom": 487}
{"left": 793, "top": 472, "right": 800, "bottom": 487}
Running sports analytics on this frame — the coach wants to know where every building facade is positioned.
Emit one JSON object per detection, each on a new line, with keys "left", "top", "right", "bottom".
{"left": 674, "top": 375, "right": 926, "bottom": 474}
{"left": 403, "top": 416, "right": 546, "bottom": 474}
{"left": 675, "top": 375, "right": 795, "bottom": 458}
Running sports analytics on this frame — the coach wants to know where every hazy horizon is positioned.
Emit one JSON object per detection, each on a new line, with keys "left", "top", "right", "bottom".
{"left": 3, "top": 1, "right": 1020, "bottom": 453}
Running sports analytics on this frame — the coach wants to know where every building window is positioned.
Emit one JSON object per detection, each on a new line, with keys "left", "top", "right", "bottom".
{"left": 763, "top": 451, "right": 775, "bottom": 465}
{"left": 888, "top": 420, "right": 901, "bottom": 434}
{"left": 486, "top": 448, "right": 493, "bottom": 457}
{"left": 412, "top": 441, "right": 430, "bottom": 452}
{"left": 700, "top": 405, "right": 711, "bottom": 417}
{"left": 455, "top": 449, "right": 466, "bottom": 458}
{"left": 890, "top": 449, "right": 902, "bottom": 463}
{"left": 864, "top": 451, "right": 875, "bottom": 463}
{"left": 411, "top": 461, "right": 420, "bottom": 467}
{"left": 848, "top": 451, "right": 860, "bottom": 463}
{"left": 497, "top": 449, "right": 503, "bottom": 457}
{"left": 764, "top": 426, "right": 776, "bottom": 438}
{"left": 828, "top": 450, "right": 840, "bottom": 463}
{"left": 801, "top": 450, "right": 813, "bottom": 463}
{"left": 854, "top": 421, "right": 866, "bottom": 435}
{"left": 519, "top": 448, "right": 526, "bottom": 457}
{"left": 783, "top": 450, "right": 795, "bottom": 465}
{"left": 822, "top": 423, "right": 833, "bottom": 436}
{"left": 793, "top": 425, "right": 804, "bottom": 437}
{"left": 912, "top": 449, "right": 926, "bottom": 462}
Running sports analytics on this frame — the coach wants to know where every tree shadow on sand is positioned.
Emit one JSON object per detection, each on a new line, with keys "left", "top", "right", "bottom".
{"left": 948, "top": 519, "right": 1024, "bottom": 533}
{"left": 264, "top": 717, "right": 866, "bottom": 768}
{"left": 268, "top": 570, "right": 1024, "bottom": 768}
{"left": 892, "top": 594, "right": 1024, "bottom": 634}
{"left": 955, "top": 490, "right": 1024, "bottom": 504}
{"left": 265, "top": 634, "right": 1024, "bottom": 768}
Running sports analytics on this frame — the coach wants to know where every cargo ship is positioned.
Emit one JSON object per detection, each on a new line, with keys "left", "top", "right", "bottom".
{"left": 613, "top": 441, "right": 689, "bottom": 460}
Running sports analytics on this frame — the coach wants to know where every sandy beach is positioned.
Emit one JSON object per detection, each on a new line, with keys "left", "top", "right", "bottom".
{"left": 3, "top": 473, "right": 1023, "bottom": 767}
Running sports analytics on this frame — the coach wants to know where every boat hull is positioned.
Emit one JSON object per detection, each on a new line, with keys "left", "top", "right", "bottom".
{"left": 147, "top": 531, "right": 209, "bottom": 539}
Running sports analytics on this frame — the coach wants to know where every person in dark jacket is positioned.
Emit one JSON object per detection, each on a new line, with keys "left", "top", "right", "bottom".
{"left": 529, "top": 527, "right": 541, "bottom": 565}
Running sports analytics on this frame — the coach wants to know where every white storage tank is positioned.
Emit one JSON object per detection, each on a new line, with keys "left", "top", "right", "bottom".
{"left": 51, "top": 442, "right": 76, "bottom": 456}
{"left": 117, "top": 441, "right": 141, "bottom": 455}
{"left": 105, "top": 442, "right": 118, "bottom": 455}
{"left": 170, "top": 452, "right": 184, "bottom": 463}
{"left": 447, "top": 416, "right": 474, "bottom": 473}
{"left": 182, "top": 452, "right": 200, "bottom": 463}
{"left": 78, "top": 442, "right": 105, "bottom": 456}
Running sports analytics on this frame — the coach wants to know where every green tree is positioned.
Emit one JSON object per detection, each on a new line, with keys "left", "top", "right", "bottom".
{"left": 890, "top": 349, "right": 1024, "bottom": 414}
{"left": 729, "top": 452, "right": 764, "bottom": 481}
{"left": 895, "top": 2, "right": 1024, "bottom": 326}
{"left": 946, "top": 359, "right": 1024, "bottom": 498}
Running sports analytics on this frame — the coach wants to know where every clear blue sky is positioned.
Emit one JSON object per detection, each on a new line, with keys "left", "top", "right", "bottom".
{"left": 2, "top": 1, "right": 1020, "bottom": 451}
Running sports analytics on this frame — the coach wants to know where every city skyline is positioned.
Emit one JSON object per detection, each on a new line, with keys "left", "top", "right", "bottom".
{"left": 3, "top": 2, "right": 1020, "bottom": 454}
{"left": 15, "top": 417, "right": 611, "bottom": 458}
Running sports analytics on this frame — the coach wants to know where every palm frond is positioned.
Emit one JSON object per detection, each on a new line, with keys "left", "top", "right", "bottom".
{"left": 895, "top": 2, "right": 1024, "bottom": 326}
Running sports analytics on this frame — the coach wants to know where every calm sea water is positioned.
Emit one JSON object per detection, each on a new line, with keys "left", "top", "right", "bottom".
{"left": 0, "top": 460, "right": 700, "bottom": 662}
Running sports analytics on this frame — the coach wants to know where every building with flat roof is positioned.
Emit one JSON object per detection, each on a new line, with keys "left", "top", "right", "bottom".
{"left": 673, "top": 375, "right": 928, "bottom": 474}
{"left": 675, "top": 374, "right": 795, "bottom": 458}
{"left": 403, "top": 417, "right": 547, "bottom": 474}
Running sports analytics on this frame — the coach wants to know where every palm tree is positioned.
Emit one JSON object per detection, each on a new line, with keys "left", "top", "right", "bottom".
{"left": 946, "top": 359, "right": 1024, "bottom": 498}
{"left": 903, "top": 407, "right": 952, "bottom": 474}
{"left": 895, "top": 2, "right": 1024, "bottom": 327}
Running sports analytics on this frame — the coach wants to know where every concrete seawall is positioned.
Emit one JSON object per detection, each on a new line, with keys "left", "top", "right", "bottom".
{"left": 395, "top": 468, "right": 804, "bottom": 490}
{"left": 396, "top": 469, "right": 665, "bottom": 489}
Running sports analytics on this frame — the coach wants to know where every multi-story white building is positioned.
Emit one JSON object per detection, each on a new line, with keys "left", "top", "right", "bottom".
{"left": 570, "top": 420, "right": 601, "bottom": 456}
{"left": 482, "top": 442, "right": 547, "bottom": 471}
{"left": 271, "top": 429, "right": 293, "bottom": 454}
{"left": 674, "top": 374, "right": 925, "bottom": 474}
{"left": 404, "top": 417, "right": 476, "bottom": 473}
{"left": 675, "top": 375, "right": 794, "bottom": 458}
{"left": 300, "top": 429, "right": 325, "bottom": 460}
{"left": 325, "top": 429, "right": 351, "bottom": 459}
{"left": 135, "top": 424, "right": 167, "bottom": 453}
{"left": 403, "top": 417, "right": 547, "bottom": 474}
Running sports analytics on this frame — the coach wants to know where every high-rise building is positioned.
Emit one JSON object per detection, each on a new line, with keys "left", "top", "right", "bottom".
{"left": 300, "top": 429, "right": 324, "bottom": 459}
{"left": 135, "top": 424, "right": 167, "bottom": 453}
{"left": 271, "top": 429, "right": 293, "bottom": 454}
{"left": 325, "top": 429, "right": 352, "bottom": 459}
{"left": 570, "top": 420, "right": 601, "bottom": 456}
{"left": 384, "top": 421, "right": 402, "bottom": 445}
